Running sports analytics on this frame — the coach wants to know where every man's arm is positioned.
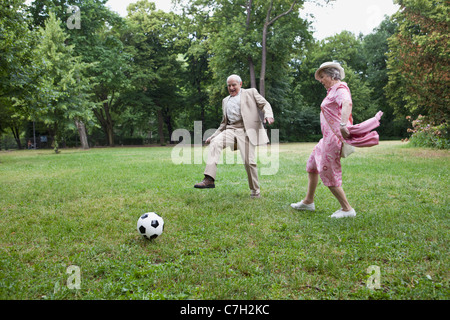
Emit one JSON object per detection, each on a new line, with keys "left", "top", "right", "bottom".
{"left": 252, "top": 88, "right": 274, "bottom": 125}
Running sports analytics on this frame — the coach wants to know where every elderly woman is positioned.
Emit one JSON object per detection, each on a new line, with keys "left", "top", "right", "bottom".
{"left": 291, "top": 61, "right": 382, "bottom": 218}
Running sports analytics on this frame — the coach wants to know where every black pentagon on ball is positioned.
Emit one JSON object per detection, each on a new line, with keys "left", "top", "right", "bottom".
{"left": 151, "top": 220, "right": 159, "bottom": 228}
{"left": 140, "top": 213, "right": 149, "bottom": 219}
{"left": 139, "top": 225, "right": 146, "bottom": 234}
{"left": 142, "top": 234, "right": 158, "bottom": 240}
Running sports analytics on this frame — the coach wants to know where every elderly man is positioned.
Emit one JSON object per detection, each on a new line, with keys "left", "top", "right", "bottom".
{"left": 194, "top": 74, "right": 274, "bottom": 198}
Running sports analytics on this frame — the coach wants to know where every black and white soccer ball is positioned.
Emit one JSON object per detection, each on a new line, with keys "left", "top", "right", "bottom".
{"left": 137, "top": 212, "right": 164, "bottom": 240}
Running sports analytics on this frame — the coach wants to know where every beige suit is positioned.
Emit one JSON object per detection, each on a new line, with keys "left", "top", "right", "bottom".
{"left": 204, "top": 88, "right": 274, "bottom": 195}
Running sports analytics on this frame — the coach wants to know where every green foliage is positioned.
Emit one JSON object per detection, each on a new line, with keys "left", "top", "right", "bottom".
{"left": 386, "top": 0, "right": 449, "bottom": 124}
{"left": 123, "top": 0, "right": 189, "bottom": 144}
{"left": 30, "top": 12, "right": 93, "bottom": 152}
{"left": 294, "top": 31, "right": 377, "bottom": 131}
{"left": 363, "top": 17, "right": 406, "bottom": 138}
{"left": 0, "top": 0, "right": 31, "bottom": 99}
{"left": 0, "top": 0, "right": 37, "bottom": 147}
{"left": 27, "top": 0, "right": 129, "bottom": 147}
{"left": 2, "top": 0, "right": 446, "bottom": 148}
{"left": 407, "top": 115, "right": 450, "bottom": 149}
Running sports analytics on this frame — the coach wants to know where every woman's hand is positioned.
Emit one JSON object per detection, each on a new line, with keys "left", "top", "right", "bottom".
{"left": 340, "top": 126, "right": 350, "bottom": 139}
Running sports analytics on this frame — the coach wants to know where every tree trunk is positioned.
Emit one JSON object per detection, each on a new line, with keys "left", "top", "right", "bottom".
{"left": 260, "top": 0, "right": 298, "bottom": 97}
{"left": 245, "top": 0, "right": 257, "bottom": 89}
{"left": 75, "top": 120, "right": 89, "bottom": 149}
{"left": 260, "top": 22, "right": 268, "bottom": 97}
{"left": 157, "top": 108, "right": 165, "bottom": 145}
{"left": 93, "top": 91, "right": 116, "bottom": 147}
{"left": 10, "top": 126, "right": 22, "bottom": 150}
{"left": 165, "top": 113, "right": 174, "bottom": 144}
{"left": 248, "top": 57, "right": 257, "bottom": 88}
{"left": 52, "top": 123, "right": 60, "bottom": 154}
{"left": 106, "top": 123, "right": 114, "bottom": 147}
{"left": 93, "top": 101, "right": 115, "bottom": 147}
{"left": 104, "top": 102, "right": 115, "bottom": 147}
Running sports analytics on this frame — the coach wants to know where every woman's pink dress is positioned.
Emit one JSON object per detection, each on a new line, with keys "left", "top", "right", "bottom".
{"left": 306, "top": 82, "right": 382, "bottom": 187}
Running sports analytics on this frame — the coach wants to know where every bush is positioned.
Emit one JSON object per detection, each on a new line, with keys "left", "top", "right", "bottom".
{"left": 407, "top": 115, "right": 450, "bottom": 149}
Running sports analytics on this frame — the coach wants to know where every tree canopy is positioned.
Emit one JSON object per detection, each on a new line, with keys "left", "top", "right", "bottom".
{"left": 0, "top": 0, "right": 448, "bottom": 150}
{"left": 386, "top": 0, "right": 449, "bottom": 124}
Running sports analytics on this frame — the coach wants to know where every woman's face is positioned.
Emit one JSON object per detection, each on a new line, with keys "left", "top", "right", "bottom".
{"left": 318, "top": 72, "right": 335, "bottom": 89}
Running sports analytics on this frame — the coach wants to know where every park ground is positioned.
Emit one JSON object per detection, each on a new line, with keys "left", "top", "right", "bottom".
{"left": 0, "top": 141, "right": 448, "bottom": 300}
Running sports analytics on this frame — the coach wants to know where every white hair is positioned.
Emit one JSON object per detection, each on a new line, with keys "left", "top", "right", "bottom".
{"left": 321, "top": 67, "right": 342, "bottom": 80}
{"left": 227, "top": 74, "right": 242, "bottom": 84}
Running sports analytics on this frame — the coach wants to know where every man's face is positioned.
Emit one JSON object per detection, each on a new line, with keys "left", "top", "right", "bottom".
{"left": 227, "top": 78, "right": 242, "bottom": 97}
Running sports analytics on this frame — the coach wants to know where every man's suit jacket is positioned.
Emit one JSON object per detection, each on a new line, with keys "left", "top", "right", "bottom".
{"left": 209, "top": 88, "right": 274, "bottom": 148}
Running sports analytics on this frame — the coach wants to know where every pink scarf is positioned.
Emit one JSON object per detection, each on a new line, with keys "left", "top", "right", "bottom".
{"left": 345, "top": 111, "right": 383, "bottom": 147}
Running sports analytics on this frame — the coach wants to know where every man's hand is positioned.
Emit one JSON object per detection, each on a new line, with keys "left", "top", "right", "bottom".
{"left": 264, "top": 117, "right": 275, "bottom": 125}
{"left": 205, "top": 137, "right": 212, "bottom": 144}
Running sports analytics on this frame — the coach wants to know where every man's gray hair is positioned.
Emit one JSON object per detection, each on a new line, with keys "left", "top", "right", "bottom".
{"left": 321, "top": 67, "right": 342, "bottom": 81}
{"left": 227, "top": 74, "right": 242, "bottom": 84}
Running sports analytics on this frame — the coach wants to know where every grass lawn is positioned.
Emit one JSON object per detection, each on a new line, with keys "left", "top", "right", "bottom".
{"left": 0, "top": 141, "right": 448, "bottom": 300}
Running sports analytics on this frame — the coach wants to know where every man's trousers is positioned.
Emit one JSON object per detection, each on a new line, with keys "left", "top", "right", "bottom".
{"left": 204, "top": 125, "right": 259, "bottom": 195}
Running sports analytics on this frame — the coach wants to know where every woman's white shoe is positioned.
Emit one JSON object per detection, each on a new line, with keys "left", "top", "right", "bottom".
{"left": 290, "top": 200, "right": 315, "bottom": 211}
{"left": 330, "top": 208, "right": 356, "bottom": 218}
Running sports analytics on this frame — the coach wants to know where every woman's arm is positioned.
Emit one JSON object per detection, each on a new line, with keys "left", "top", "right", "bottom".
{"left": 340, "top": 100, "right": 352, "bottom": 139}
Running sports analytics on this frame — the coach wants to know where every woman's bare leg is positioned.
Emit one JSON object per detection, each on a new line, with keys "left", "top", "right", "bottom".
{"left": 303, "top": 172, "right": 319, "bottom": 204}
{"left": 328, "top": 186, "right": 352, "bottom": 211}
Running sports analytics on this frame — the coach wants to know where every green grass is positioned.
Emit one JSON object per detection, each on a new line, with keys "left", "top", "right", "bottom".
{"left": 0, "top": 141, "right": 448, "bottom": 300}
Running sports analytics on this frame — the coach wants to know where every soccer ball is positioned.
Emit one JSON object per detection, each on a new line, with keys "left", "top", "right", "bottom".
{"left": 137, "top": 212, "right": 164, "bottom": 240}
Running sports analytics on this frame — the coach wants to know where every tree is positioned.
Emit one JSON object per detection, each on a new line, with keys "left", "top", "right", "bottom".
{"left": 181, "top": 0, "right": 313, "bottom": 136}
{"left": 67, "top": 1, "right": 127, "bottom": 147}
{"left": 211, "top": 0, "right": 310, "bottom": 91}
{"left": 31, "top": 12, "right": 93, "bottom": 153}
{"left": 0, "top": 0, "right": 36, "bottom": 149}
{"left": 362, "top": 16, "right": 406, "bottom": 138}
{"left": 386, "top": 0, "right": 449, "bottom": 124}
{"left": 295, "top": 31, "right": 374, "bottom": 123}
{"left": 259, "top": 0, "right": 299, "bottom": 97}
{"left": 123, "top": 0, "right": 188, "bottom": 145}
{"left": 28, "top": 0, "right": 127, "bottom": 148}
{"left": 179, "top": 3, "right": 214, "bottom": 129}
{"left": 90, "top": 31, "right": 132, "bottom": 147}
